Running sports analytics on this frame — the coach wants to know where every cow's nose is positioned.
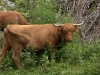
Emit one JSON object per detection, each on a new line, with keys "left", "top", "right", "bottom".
{"left": 67, "top": 38, "right": 72, "bottom": 42}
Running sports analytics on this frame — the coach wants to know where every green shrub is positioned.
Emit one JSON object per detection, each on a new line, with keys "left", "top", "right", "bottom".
{"left": 0, "top": 34, "right": 100, "bottom": 75}
{"left": 28, "top": 0, "right": 57, "bottom": 24}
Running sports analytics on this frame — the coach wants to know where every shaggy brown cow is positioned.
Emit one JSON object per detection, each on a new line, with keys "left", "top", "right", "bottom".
{"left": 0, "top": 11, "right": 29, "bottom": 31}
{"left": 0, "top": 23, "right": 82, "bottom": 69}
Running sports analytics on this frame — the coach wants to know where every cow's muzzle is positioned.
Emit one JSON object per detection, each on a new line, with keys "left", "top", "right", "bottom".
{"left": 67, "top": 39, "right": 72, "bottom": 42}
{"left": 65, "top": 38, "right": 72, "bottom": 42}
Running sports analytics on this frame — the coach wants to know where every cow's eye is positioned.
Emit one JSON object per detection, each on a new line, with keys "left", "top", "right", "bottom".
{"left": 63, "top": 31, "right": 67, "bottom": 33}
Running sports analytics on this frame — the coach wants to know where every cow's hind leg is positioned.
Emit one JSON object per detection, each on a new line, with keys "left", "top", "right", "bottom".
{"left": 0, "top": 44, "right": 11, "bottom": 58}
{"left": 0, "top": 33, "right": 11, "bottom": 59}
{"left": 12, "top": 45, "right": 23, "bottom": 69}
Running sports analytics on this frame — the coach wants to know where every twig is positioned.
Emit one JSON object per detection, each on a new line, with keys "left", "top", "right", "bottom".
{"left": 84, "top": 10, "right": 100, "bottom": 36}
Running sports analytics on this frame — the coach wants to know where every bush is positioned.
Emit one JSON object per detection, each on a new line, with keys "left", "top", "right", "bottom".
{"left": 28, "top": 0, "right": 57, "bottom": 24}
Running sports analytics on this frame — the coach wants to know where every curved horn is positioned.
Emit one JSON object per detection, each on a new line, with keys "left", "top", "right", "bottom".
{"left": 54, "top": 24, "right": 62, "bottom": 26}
{"left": 73, "top": 22, "right": 84, "bottom": 26}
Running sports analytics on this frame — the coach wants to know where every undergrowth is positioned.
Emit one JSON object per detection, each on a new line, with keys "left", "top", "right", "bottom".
{"left": 0, "top": 34, "right": 100, "bottom": 75}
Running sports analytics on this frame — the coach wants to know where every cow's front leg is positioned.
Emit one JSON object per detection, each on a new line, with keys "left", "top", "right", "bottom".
{"left": 12, "top": 46, "right": 22, "bottom": 69}
{"left": 50, "top": 43, "right": 56, "bottom": 54}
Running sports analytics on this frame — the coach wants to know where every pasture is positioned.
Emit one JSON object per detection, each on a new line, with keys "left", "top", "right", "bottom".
{"left": 0, "top": 32, "right": 99, "bottom": 75}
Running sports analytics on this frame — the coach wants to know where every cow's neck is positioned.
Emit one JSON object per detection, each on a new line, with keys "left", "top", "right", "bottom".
{"left": 56, "top": 26, "right": 64, "bottom": 42}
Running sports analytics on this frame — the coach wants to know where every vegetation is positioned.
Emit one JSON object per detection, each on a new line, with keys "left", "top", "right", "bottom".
{"left": 0, "top": 34, "right": 100, "bottom": 75}
{"left": 0, "top": 0, "right": 100, "bottom": 75}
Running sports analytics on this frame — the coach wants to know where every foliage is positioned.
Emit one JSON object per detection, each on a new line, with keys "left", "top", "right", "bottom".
{"left": 14, "top": 0, "right": 58, "bottom": 24}
{"left": 0, "top": 33, "right": 100, "bottom": 75}
{"left": 0, "top": 0, "right": 100, "bottom": 75}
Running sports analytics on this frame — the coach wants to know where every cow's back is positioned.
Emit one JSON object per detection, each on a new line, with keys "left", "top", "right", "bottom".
{"left": 7, "top": 24, "right": 61, "bottom": 50}
{"left": 5, "top": 11, "right": 29, "bottom": 24}
{"left": 0, "top": 11, "right": 29, "bottom": 29}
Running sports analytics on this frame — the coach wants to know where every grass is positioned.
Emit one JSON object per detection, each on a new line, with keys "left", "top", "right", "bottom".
{"left": 0, "top": 33, "right": 100, "bottom": 75}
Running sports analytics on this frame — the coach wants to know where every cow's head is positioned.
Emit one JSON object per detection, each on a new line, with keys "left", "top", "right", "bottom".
{"left": 62, "top": 23, "right": 77, "bottom": 42}
{"left": 55, "top": 23, "right": 83, "bottom": 42}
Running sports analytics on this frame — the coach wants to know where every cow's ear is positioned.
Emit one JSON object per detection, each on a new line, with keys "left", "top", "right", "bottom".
{"left": 74, "top": 26, "right": 78, "bottom": 31}
{"left": 57, "top": 27, "right": 63, "bottom": 32}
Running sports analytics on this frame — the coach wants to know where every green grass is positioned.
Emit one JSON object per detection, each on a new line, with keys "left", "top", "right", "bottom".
{"left": 0, "top": 33, "right": 100, "bottom": 75}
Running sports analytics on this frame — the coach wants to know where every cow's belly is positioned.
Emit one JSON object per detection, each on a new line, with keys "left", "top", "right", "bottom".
{"left": 29, "top": 41, "right": 46, "bottom": 51}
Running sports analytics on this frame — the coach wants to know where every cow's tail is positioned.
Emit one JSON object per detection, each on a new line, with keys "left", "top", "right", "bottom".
{"left": 6, "top": 25, "right": 30, "bottom": 42}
